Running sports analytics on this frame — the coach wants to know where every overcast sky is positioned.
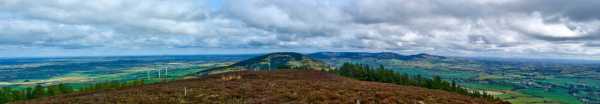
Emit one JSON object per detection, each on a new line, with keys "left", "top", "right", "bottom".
{"left": 1, "top": 0, "right": 600, "bottom": 59}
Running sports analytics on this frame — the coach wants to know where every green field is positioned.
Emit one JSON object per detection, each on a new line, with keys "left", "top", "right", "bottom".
{"left": 517, "top": 88, "right": 581, "bottom": 104}
{"left": 462, "top": 83, "right": 514, "bottom": 90}
{"left": 386, "top": 67, "right": 586, "bottom": 104}
{"left": 2, "top": 63, "right": 226, "bottom": 89}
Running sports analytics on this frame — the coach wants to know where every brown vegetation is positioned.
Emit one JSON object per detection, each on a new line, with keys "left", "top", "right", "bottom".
{"left": 18, "top": 70, "right": 505, "bottom": 104}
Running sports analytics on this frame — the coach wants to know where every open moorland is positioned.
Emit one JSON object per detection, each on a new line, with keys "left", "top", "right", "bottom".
{"left": 18, "top": 70, "right": 503, "bottom": 104}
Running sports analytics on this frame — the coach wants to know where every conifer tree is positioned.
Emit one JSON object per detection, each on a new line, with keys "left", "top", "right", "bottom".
{"left": 0, "top": 88, "right": 7, "bottom": 104}
{"left": 58, "top": 83, "right": 72, "bottom": 94}
{"left": 31, "top": 85, "right": 46, "bottom": 98}
{"left": 331, "top": 62, "right": 500, "bottom": 102}
{"left": 47, "top": 84, "right": 61, "bottom": 96}
{"left": 24, "top": 87, "right": 33, "bottom": 99}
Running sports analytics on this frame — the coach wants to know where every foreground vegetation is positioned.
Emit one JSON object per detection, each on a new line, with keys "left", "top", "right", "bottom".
{"left": 0, "top": 80, "right": 147, "bottom": 103}
{"left": 1, "top": 62, "right": 506, "bottom": 103}
{"left": 331, "top": 63, "right": 504, "bottom": 102}
{"left": 18, "top": 70, "right": 505, "bottom": 104}
{"left": 0, "top": 62, "right": 225, "bottom": 104}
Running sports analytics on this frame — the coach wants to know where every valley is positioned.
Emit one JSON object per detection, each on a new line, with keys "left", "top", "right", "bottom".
{"left": 1, "top": 52, "right": 599, "bottom": 104}
{"left": 309, "top": 52, "right": 600, "bottom": 104}
{"left": 0, "top": 55, "right": 254, "bottom": 88}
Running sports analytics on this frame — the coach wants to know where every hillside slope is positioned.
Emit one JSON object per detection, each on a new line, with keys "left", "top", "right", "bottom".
{"left": 19, "top": 70, "right": 505, "bottom": 104}
{"left": 198, "top": 52, "right": 330, "bottom": 75}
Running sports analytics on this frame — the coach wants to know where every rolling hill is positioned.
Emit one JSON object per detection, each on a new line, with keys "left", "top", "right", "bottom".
{"left": 309, "top": 52, "right": 482, "bottom": 71}
{"left": 197, "top": 52, "right": 330, "bottom": 75}
{"left": 12, "top": 52, "right": 511, "bottom": 104}
{"left": 309, "top": 52, "right": 447, "bottom": 60}
{"left": 18, "top": 70, "right": 505, "bottom": 104}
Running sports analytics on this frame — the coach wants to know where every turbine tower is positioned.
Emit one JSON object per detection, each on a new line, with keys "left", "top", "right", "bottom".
{"left": 267, "top": 57, "right": 271, "bottom": 71}
{"left": 165, "top": 67, "right": 168, "bottom": 79}
{"left": 158, "top": 68, "right": 161, "bottom": 79}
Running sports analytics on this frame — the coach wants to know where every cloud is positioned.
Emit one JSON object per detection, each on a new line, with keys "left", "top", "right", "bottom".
{"left": 215, "top": 0, "right": 600, "bottom": 58}
{"left": 1, "top": 0, "right": 600, "bottom": 59}
{"left": 508, "top": 0, "right": 600, "bottom": 22}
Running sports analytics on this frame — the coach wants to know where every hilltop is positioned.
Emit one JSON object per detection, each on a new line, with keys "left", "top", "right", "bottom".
{"left": 198, "top": 52, "right": 330, "bottom": 75}
{"left": 19, "top": 70, "right": 504, "bottom": 104}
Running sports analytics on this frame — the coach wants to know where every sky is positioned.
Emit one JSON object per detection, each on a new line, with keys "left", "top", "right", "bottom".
{"left": 1, "top": 0, "right": 600, "bottom": 59}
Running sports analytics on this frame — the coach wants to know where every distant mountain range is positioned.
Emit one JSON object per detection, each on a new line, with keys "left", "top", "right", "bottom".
{"left": 197, "top": 52, "right": 455, "bottom": 75}
{"left": 308, "top": 52, "right": 446, "bottom": 60}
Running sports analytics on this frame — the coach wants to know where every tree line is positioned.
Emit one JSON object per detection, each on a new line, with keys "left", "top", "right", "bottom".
{"left": 330, "top": 63, "right": 503, "bottom": 102}
{"left": 0, "top": 79, "right": 146, "bottom": 104}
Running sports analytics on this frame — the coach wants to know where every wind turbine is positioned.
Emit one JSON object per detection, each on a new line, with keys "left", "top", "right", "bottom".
{"left": 165, "top": 67, "right": 168, "bottom": 80}
{"left": 147, "top": 70, "right": 150, "bottom": 80}
{"left": 158, "top": 68, "right": 161, "bottom": 79}
{"left": 267, "top": 57, "right": 271, "bottom": 71}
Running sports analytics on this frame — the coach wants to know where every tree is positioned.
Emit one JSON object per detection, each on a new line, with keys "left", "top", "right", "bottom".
{"left": 24, "top": 87, "right": 33, "bottom": 99}
{"left": 0, "top": 81, "right": 147, "bottom": 103}
{"left": 432, "top": 76, "right": 442, "bottom": 89}
{"left": 330, "top": 62, "right": 500, "bottom": 102}
{"left": 47, "top": 84, "right": 61, "bottom": 96}
{"left": 277, "top": 64, "right": 292, "bottom": 69}
{"left": 58, "top": 83, "right": 72, "bottom": 94}
{"left": 31, "top": 85, "right": 46, "bottom": 98}
{"left": 0, "top": 88, "right": 7, "bottom": 103}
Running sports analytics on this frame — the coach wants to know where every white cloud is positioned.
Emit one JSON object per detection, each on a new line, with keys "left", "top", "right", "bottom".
{"left": 511, "top": 13, "right": 582, "bottom": 38}
{"left": 1, "top": 0, "right": 600, "bottom": 59}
